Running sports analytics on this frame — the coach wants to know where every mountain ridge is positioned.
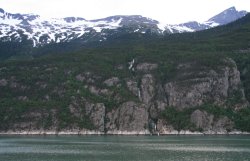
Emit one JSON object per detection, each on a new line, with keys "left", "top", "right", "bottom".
{"left": 1, "top": 13, "right": 250, "bottom": 134}
{"left": 1, "top": 7, "right": 250, "bottom": 134}
{"left": 0, "top": 6, "right": 248, "bottom": 48}
{"left": 208, "top": 6, "right": 247, "bottom": 24}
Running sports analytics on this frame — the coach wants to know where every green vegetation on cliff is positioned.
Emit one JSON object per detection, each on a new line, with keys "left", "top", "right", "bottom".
{"left": 0, "top": 14, "right": 250, "bottom": 133}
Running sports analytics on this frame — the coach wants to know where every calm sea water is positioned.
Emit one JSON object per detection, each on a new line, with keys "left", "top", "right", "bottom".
{"left": 0, "top": 135, "right": 250, "bottom": 161}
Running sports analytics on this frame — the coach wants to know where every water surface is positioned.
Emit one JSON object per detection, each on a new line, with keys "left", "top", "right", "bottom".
{"left": 0, "top": 135, "right": 250, "bottom": 161}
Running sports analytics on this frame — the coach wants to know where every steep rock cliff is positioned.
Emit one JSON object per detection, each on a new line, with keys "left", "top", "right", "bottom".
{"left": 106, "top": 101, "right": 148, "bottom": 134}
{"left": 0, "top": 58, "right": 249, "bottom": 134}
{"left": 164, "top": 59, "right": 248, "bottom": 109}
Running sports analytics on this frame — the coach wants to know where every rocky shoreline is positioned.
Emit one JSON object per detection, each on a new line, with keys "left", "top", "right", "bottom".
{"left": 0, "top": 130, "right": 249, "bottom": 135}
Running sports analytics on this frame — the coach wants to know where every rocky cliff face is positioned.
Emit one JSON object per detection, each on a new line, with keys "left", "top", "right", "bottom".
{"left": 164, "top": 59, "right": 247, "bottom": 109}
{"left": 108, "top": 58, "right": 245, "bottom": 134}
{"left": 0, "top": 58, "right": 248, "bottom": 134}
{"left": 106, "top": 101, "right": 148, "bottom": 134}
{"left": 103, "top": 58, "right": 248, "bottom": 134}
{"left": 190, "top": 109, "right": 234, "bottom": 133}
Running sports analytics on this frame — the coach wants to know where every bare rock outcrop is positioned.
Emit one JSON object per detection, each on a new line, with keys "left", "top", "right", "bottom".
{"left": 190, "top": 110, "right": 234, "bottom": 132}
{"left": 103, "top": 77, "right": 120, "bottom": 87}
{"left": 106, "top": 101, "right": 148, "bottom": 132}
{"left": 164, "top": 60, "right": 248, "bottom": 109}
{"left": 140, "top": 74, "right": 155, "bottom": 104}
{"left": 136, "top": 63, "right": 158, "bottom": 72}
{"left": 68, "top": 98, "right": 105, "bottom": 132}
{"left": 85, "top": 103, "right": 106, "bottom": 132}
{"left": 157, "top": 119, "right": 177, "bottom": 134}
{"left": 0, "top": 59, "right": 248, "bottom": 134}
{"left": 213, "top": 116, "right": 234, "bottom": 133}
{"left": 190, "top": 110, "right": 214, "bottom": 131}
{"left": 126, "top": 80, "right": 140, "bottom": 97}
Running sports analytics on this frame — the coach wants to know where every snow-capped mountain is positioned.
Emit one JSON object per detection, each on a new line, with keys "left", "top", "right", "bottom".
{"left": 208, "top": 7, "right": 247, "bottom": 25}
{"left": 0, "top": 7, "right": 248, "bottom": 47}
{"left": 164, "top": 7, "right": 248, "bottom": 33}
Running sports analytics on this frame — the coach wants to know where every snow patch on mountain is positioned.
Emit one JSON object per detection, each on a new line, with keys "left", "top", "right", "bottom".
{"left": 204, "top": 21, "right": 220, "bottom": 27}
{"left": 173, "top": 25, "right": 195, "bottom": 32}
{"left": 1, "top": 17, "right": 22, "bottom": 25}
{"left": 0, "top": 13, "right": 124, "bottom": 46}
{"left": 0, "top": 7, "right": 248, "bottom": 46}
{"left": 157, "top": 22, "right": 167, "bottom": 31}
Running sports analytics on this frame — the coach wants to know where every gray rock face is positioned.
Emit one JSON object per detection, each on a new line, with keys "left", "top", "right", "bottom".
{"left": 126, "top": 80, "right": 140, "bottom": 97}
{"left": 1, "top": 59, "right": 248, "bottom": 134}
{"left": 88, "top": 86, "right": 101, "bottom": 95}
{"left": 140, "top": 74, "right": 155, "bottom": 104}
{"left": 85, "top": 103, "right": 106, "bottom": 132}
{"left": 157, "top": 119, "right": 175, "bottom": 133}
{"left": 213, "top": 116, "right": 234, "bottom": 133}
{"left": 103, "top": 77, "right": 120, "bottom": 87}
{"left": 122, "top": 59, "right": 247, "bottom": 133}
{"left": 190, "top": 110, "right": 234, "bottom": 132}
{"left": 190, "top": 110, "right": 214, "bottom": 131}
{"left": 68, "top": 99, "right": 106, "bottom": 132}
{"left": 75, "top": 72, "right": 96, "bottom": 83}
{"left": 164, "top": 60, "right": 247, "bottom": 109}
{"left": 106, "top": 101, "right": 148, "bottom": 131}
{"left": 136, "top": 63, "right": 158, "bottom": 72}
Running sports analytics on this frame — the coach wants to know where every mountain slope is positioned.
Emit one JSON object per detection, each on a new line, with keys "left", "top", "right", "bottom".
{"left": 0, "top": 6, "right": 247, "bottom": 50}
{"left": 208, "top": 7, "right": 247, "bottom": 25}
{"left": 165, "top": 7, "right": 248, "bottom": 33}
{"left": 0, "top": 14, "right": 250, "bottom": 134}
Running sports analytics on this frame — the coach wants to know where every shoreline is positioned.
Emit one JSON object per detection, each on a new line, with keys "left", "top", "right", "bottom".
{"left": 0, "top": 130, "right": 250, "bottom": 135}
